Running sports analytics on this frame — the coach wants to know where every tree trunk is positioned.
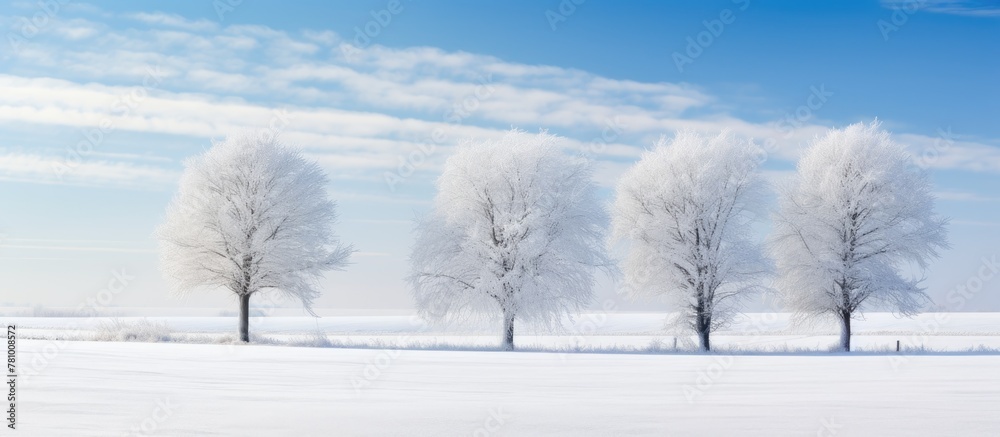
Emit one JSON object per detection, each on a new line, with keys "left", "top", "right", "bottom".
{"left": 697, "top": 326, "right": 711, "bottom": 352}
{"left": 239, "top": 293, "right": 251, "bottom": 343}
{"left": 501, "top": 310, "right": 515, "bottom": 351}
{"left": 695, "top": 306, "right": 711, "bottom": 352}
{"left": 839, "top": 311, "right": 851, "bottom": 352}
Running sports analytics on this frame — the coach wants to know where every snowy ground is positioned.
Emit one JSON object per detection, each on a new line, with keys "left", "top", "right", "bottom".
{"left": 10, "top": 311, "right": 1000, "bottom": 352}
{"left": 6, "top": 312, "right": 1000, "bottom": 435}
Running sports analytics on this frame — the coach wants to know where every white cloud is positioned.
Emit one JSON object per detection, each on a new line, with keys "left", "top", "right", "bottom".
{"left": 125, "top": 12, "right": 220, "bottom": 32}
{"left": 50, "top": 18, "right": 103, "bottom": 40}
{"left": 0, "top": 8, "right": 998, "bottom": 195}
{"left": 0, "top": 244, "right": 156, "bottom": 254}
{"left": 899, "top": 132, "right": 1000, "bottom": 172}
{"left": 0, "top": 151, "right": 179, "bottom": 189}
{"left": 951, "top": 220, "right": 1000, "bottom": 227}
{"left": 934, "top": 191, "right": 1000, "bottom": 202}
{"left": 881, "top": 0, "right": 1000, "bottom": 17}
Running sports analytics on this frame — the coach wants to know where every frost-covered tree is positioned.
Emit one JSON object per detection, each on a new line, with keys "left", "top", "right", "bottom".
{"left": 410, "top": 130, "right": 611, "bottom": 351}
{"left": 610, "top": 131, "right": 770, "bottom": 351}
{"left": 157, "top": 131, "right": 353, "bottom": 342}
{"left": 772, "top": 121, "right": 948, "bottom": 351}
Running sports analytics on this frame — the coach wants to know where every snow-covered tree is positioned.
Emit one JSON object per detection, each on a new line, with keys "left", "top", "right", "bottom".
{"left": 610, "top": 130, "right": 770, "bottom": 351}
{"left": 410, "top": 130, "right": 612, "bottom": 351}
{"left": 772, "top": 121, "right": 948, "bottom": 351}
{"left": 157, "top": 131, "right": 353, "bottom": 342}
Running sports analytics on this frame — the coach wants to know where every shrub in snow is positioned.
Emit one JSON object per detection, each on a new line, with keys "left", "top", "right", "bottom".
{"left": 290, "top": 331, "right": 333, "bottom": 348}
{"left": 156, "top": 130, "right": 353, "bottom": 342}
{"left": 610, "top": 130, "right": 770, "bottom": 351}
{"left": 771, "top": 121, "right": 948, "bottom": 351}
{"left": 409, "top": 130, "right": 613, "bottom": 351}
{"left": 93, "top": 318, "right": 171, "bottom": 343}
{"left": 27, "top": 304, "right": 85, "bottom": 317}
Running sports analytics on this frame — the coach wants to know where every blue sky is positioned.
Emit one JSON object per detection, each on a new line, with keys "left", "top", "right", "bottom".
{"left": 0, "top": 0, "right": 998, "bottom": 312}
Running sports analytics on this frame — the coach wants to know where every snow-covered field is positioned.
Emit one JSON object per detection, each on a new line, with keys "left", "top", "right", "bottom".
{"left": 7, "top": 312, "right": 1000, "bottom": 435}
{"left": 11, "top": 311, "right": 1000, "bottom": 352}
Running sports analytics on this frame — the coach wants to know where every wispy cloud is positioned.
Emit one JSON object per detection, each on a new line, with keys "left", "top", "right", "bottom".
{"left": 934, "top": 190, "right": 1000, "bottom": 202}
{"left": 1, "top": 4, "right": 998, "bottom": 195}
{"left": 899, "top": 133, "right": 1000, "bottom": 172}
{"left": 0, "top": 238, "right": 156, "bottom": 254}
{"left": 124, "top": 12, "right": 220, "bottom": 31}
{"left": 951, "top": 220, "right": 1000, "bottom": 227}
{"left": 881, "top": 0, "right": 1000, "bottom": 17}
{"left": 0, "top": 151, "right": 180, "bottom": 189}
